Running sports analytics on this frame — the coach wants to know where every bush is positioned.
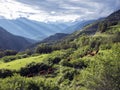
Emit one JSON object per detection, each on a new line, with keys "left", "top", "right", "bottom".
{"left": 27, "top": 81, "right": 40, "bottom": 90}
{"left": 2, "top": 54, "right": 29, "bottom": 62}
{"left": 61, "top": 59, "right": 87, "bottom": 69}
{"left": 0, "top": 50, "right": 17, "bottom": 58}
{"left": 44, "top": 57, "right": 61, "bottom": 66}
{"left": 35, "top": 44, "right": 52, "bottom": 54}
{"left": 63, "top": 71, "right": 74, "bottom": 81}
{"left": 112, "top": 32, "right": 120, "bottom": 42}
{"left": 19, "top": 63, "right": 53, "bottom": 76}
{"left": 0, "top": 69, "right": 13, "bottom": 78}
{"left": 71, "top": 59, "right": 87, "bottom": 69}
{"left": 0, "top": 75, "right": 60, "bottom": 90}
{"left": 4, "top": 50, "right": 17, "bottom": 56}
{"left": 61, "top": 59, "right": 73, "bottom": 67}
{"left": 100, "top": 44, "right": 112, "bottom": 50}
{"left": 2, "top": 56, "right": 17, "bottom": 62}
{"left": 0, "top": 52, "right": 4, "bottom": 58}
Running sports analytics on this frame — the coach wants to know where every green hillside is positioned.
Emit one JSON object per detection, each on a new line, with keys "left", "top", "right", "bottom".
{"left": 0, "top": 54, "right": 48, "bottom": 70}
{"left": 0, "top": 10, "right": 120, "bottom": 90}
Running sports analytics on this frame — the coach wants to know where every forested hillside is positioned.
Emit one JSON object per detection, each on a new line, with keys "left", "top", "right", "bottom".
{"left": 0, "top": 10, "right": 119, "bottom": 90}
{"left": 0, "top": 27, "right": 32, "bottom": 51}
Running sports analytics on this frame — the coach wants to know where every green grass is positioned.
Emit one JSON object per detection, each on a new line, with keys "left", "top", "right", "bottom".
{"left": 106, "top": 24, "right": 120, "bottom": 34}
{"left": 94, "top": 32, "right": 113, "bottom": 37}
{"left": 0, "top": 54, "right": 48, "bottom": 70}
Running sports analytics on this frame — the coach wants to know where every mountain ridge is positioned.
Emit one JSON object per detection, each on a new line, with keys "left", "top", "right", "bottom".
{"left": 0, "top": 27, "right": 32, "bottom": 51}
{"left": 0, "top": 18, "right": 96, "bottom": 41}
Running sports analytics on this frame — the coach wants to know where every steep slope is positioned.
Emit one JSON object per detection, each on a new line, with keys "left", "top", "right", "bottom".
{"left": 0, "top": 9, "right": 120, "bottom": 90}
{"left": 27, "top": 33, "right": 69, "bottom": 49}
{"left": 0, "top": 27, "right": 31, "bottom": 51}
{"left": 68, "top": 10, "right": 120, "bottom": 39}
{"left": 26, "top": 10, "right": 120, "bottom": 50}
{"left": 64, "top": 20, "right": 95, "bottom": 33}
{"left": 41, "top": 33, "right": 69, "bottom": 43}
{"left": 106, "top": 9, "right": 120, "bottom": 21}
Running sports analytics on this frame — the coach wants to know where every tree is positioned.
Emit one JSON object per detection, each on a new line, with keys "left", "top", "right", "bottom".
{"left": 35, "top": 44, "right": 52, "bottom": 54}
{"left": 98, "top": 22, "right": 107, "bottom": 32}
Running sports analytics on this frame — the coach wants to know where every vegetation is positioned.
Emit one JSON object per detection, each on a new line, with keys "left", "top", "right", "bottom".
{"left": 0, "top": 10, "right": 120, "bottom": 90}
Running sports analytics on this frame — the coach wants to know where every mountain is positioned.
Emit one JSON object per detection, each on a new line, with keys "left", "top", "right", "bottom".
{"left": 32, "top": 10, "right": 120, "bottom": 48}
{"left": 0, "top": 18, "right": 69, "bottom": 41}
{"left": 26, "top": 10, "right": 120, "bottom": 51}
{"left": 0, "top": 27, "right": 32, "bottom": 51}
{"left": 27, "top": 33, "right": 69, "bottom": 49}
{"left": 0, "top": 18, "right": 95, "bottom": 41}
{"left": 70, "top": 10, "right": 120, "bottom": 38}
{"left": 64, "top": 20, "right": 96, "bottom": 33}
{"left": 0, "top": 9, "right": 120, "bottom": 90}
{"left": 106, "top": 9, "right": 120, "bottom": 21}
{"left": 41, "top": 33, "right": 69, "bottom": 43}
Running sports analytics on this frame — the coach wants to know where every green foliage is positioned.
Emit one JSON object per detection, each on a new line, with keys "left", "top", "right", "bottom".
{"left": 0, "top": 17, "right": 120, "bottom": 90}
{"left": 100, "top": 44, "right": 112, "bottom": 50}
{"left": 112, "top": 32, "right": 120, "bottom": 42}
{"left": 98, "top": 22, "right": 108, "bottom": 32}
{"left": 27, "top": 81, "right": 40, "bottom": 90}
{"left": 0, "top": 50, "right": 17, "bottom": 58}
{"left": 19, "top": 62, "right": 52, "bottom": 76}
{"left": 35, "top": 44, "right": 52, "bottom": 54}
{"left": 0, "top": 54, "right": 47, "bottom": 70}
{"left": 61, "top": 59, "right": 87, "bottom": 69}
{"left": 1, "top": 54, "right": 29, "bottom": 62}
{"left": 0, "top": 69, "right": 13, "bottom": 78}
{"left": 2, "top": 56, "right": 16, "bottom": 62}
{"left": 0, "top": 74, "right": 59, "bottom": 90}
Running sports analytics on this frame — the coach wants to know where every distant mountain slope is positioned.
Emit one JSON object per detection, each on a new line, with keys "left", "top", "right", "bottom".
{"left": 65, "top": 20, "right": 95, "bottom": 33}
{"left": 0, "top": 27, "right": 31, "bottom": 51}
{"left": 70, "top": 10, "right": 120, "bottom": 38}
{"left": 41, "top": 33, "right": 69, "bottom": 43}
{"left": 33, "top": 9, "right": 120, "bottom": 47}
{"left": 0, "top": 18, "right": 95, "bottom": 41}
{"left": 0, "top": 18, "right": 68, "bottom": 41}
{"left": 27, "top": 33, "right": 69, "bottom": 49}
{"left": 106, "top": 10, "right": 120, "bottom": 21}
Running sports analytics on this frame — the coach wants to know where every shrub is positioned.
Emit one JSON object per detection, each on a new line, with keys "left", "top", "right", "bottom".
{"left": 100, "top": 44, "right": 112, "bottom": 50}
{"left": 4, "top": 50, "right": 17, "bottom": 56}
{"left": 27, "top": 81, "right": 40, "bottom": 90}
{"left": 71, "top": 59, "right": 87, "bottom": 69}
{"left": 112, "top": 32, "right": 120, "bottom": 42}
{"left": 2, "top": 56, "right": 16, "bottom": 62}
{"left": 44, "top": 57, "right": 61, "bottom": 66}
{"left": 61, "top": 59, "right": 73, "bottom": 67}
{"left": 0, "top": 74, "right": 60, "bottom": 90}
{"left": 19, "top": 63, "right": 53, "bottom": 76}
{"left": 0, "top": 50, "right": 17, "bottom": 58}
{"left": 2, "top": 54, "right": 29, "bottom": 62}
{"left": 35, "top": 44, "right": 52, "bottom": 54}
{"left": 0, "top": 69, "right": 13, "bottom": 78}
{"left": 63, "top": 71, "right": 74, "bottom": 81}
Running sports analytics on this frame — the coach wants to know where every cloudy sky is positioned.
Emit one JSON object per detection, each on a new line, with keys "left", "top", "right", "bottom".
{"left": 0, "top": 0, "right": 120, "bottom": 22}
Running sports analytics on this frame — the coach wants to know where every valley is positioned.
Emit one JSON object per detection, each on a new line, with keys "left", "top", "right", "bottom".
{"left": 0, "top": 9, "right": 120, "bottom": 90}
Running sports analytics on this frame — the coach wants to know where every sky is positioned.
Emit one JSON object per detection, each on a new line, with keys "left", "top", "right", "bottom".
{"left": 0, "top": 0, "right": 120, "bottom": 22}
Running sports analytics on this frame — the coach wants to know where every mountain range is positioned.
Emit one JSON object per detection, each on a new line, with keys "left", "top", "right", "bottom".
{"left": 0, "top": 8, "right": 120, "bottom": 90}
{"left": 0, "top": 10, "right": 119, "bottom": 51}
{"left": 0, "top": 18, "right": 95, "bottom": 41}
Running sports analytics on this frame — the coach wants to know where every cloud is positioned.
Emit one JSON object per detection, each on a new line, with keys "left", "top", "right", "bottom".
{"left": 0, "top": 0, "right": 120, "bottom": 22}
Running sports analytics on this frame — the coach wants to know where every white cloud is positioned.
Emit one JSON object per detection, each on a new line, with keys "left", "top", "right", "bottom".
{"left": 0, "top": 0, "right": 120, "bottom": 22}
